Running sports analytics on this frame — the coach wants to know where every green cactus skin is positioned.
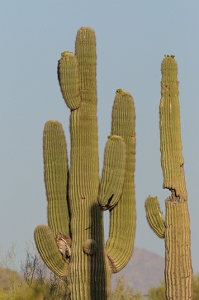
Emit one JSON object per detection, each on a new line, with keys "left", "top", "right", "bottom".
{"left": 145, "top": 56, "right": 193, "bottom": 299}
{"left": 34, "top": 225, "right": 68, "bottom": 277}
{"left": 98, "top": 135, "right": 126, "bottom": 210}
{"left": 165, "top": 200, "right": 192, "bottom": 299}
{"left": 145, "top": 196, "right": 165, "bottom": 238}
{"left": 106, "top": 90, "right": 136, "bottom": 273}
{"left": 160, "top": 57, "right": 187, "bottom": 201}
{"left": 58, "top": 52, "right": 81, "bottom": 110}
{"left": 43, "top": 121, "right": 70, "bottom": 234}
{"left": 34, "top": 27, "right": 136, "bottom": 300}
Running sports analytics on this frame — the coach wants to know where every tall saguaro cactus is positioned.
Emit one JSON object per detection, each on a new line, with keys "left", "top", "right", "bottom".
{"left": 145, "top": 56, "right": 193, "bottom": 299}
{"left": 34, "top": 26, "right": 136, "bottom": 299}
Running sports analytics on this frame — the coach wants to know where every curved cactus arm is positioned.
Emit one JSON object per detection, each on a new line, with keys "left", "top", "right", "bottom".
{"left": 57, "top": 51, "right": 81, "bottom": 110}
{"left": 43, "top": 121, "right": 70, "bottom": 235}
{"left": 145, "top": 196, "right": 165, "bottom": 238}
{"left": 160, "top": 56, "right": 187, "bottom": 200}
{"left": 98, "top": 135, "right": 126, "bottom": 210}
{"left": 34, "top": 225, "right": 68, "bottom": 277}
{"left": 105, "top": 89, "right": 136, "bottom": 273}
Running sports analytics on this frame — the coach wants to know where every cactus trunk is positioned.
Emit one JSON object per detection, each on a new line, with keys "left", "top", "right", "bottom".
{"left": 165, "top": 200, "right": 192, "bottom": 299}
{"left": 145, "top": 56, "right": 193, "bottom": 299}
{"left": 68, "top": 27, "right": 109, "bottom": 299}
{"left": 34, "top": 26, "right": 136, "bottom": 300}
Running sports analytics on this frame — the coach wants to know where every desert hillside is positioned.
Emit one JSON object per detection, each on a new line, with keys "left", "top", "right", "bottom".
{"left": 111, "top": 247, "right": 164, "bottom": 294}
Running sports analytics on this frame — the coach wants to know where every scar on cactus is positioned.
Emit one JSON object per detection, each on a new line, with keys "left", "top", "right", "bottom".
{"left": 145, "top": 55, "right": 193, "bottom": 299}
{"left": 34, "top": 26, "right": 136, "bottom": 300}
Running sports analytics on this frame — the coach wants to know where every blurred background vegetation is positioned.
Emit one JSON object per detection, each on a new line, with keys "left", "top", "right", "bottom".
{"left": 0, "top": 244, "right": 198, "bottom": 299}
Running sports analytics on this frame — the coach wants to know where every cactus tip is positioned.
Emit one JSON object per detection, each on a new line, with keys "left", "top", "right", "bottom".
{"left": 164, "top": 54, "right": 175, "bottom": 59}
{"left": 61, "top": 51, "right": 73, "bottom": 58}
{"left": 107, "top": 135, "right": 124, "bottom": 141}
{"left": 116, "top": 88, "right": 123, "bottom": 94}
{"left": 116, "top": 88, "right": 132, "bottom": 97}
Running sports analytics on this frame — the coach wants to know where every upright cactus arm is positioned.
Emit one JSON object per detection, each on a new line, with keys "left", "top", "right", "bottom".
{"left": 105, "top": 89, "right": 136, "bottom": 273}
{"left": 98, "top": 135, "right": 126, "bottom": 210}
{"left": 160, "top": 56, "right": 187, "bottom": 201}
{"left": 43, "top": 121, "right": 70, "bottom": 234}
{"left": 34, "top": 120, "right": 70, "bottom": 276}
{"left": 58, "top": 51, "right": 81, "bottom": 110}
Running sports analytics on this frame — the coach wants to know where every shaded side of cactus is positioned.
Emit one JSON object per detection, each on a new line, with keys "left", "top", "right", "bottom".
{"left": 145, "top": 56, "right": 193, "bottom": 299}
{"left": 34, "top": 27, "right": 136, "bottom": 300}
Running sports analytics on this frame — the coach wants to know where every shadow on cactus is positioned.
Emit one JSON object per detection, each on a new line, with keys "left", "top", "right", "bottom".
{"left": 34, "top": 26, "right": 136, "bottom": 299}
{"left": 145, "top": 55, "right": 193, "bottom": 299}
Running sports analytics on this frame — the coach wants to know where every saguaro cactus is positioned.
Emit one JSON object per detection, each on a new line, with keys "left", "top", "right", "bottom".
{"left": 145, "top": 56, "right": 193, "bottom": 299}
{"left": 34, "top": 26, "right": 136, "bottom": 299}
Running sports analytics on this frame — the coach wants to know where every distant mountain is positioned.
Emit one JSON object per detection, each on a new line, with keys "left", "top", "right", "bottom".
{"left": 111, "top": 247, "right": 164, "bottom": 295}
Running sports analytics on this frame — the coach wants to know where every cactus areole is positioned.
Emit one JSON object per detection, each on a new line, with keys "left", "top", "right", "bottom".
{"left": 145, "top": 56, "right": 193, "bottom": 299}
{"left": 34, "top": 26, "right": 136, "bottom": 299}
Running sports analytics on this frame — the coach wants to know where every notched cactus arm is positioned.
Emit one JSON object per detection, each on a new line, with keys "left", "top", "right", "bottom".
{"left": 105, "top": 89, "right": 136, "bottom": 273}
{"left": 34, "top": 225, "right": 69, "bottom": 277}
{"left": 58, "top": 51, "right": 81, "bottom": 110}
{"left": 160, "top": 56, "right": 187, "bottom": 201}
{"left": 145, "top": 196, "right": 165, "bottom": 238}
{"left": 98, "top": 135, "right": 126, "bottom": 211}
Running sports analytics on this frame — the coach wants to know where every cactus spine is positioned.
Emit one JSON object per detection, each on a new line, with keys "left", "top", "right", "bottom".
{"left": 34, "top": 27, "right": 136, "bottom": 299}
{"left": 145, "top": 56, "right": 193, "bottom": 299}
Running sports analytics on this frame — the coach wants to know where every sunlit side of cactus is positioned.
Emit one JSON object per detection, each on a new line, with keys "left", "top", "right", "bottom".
{"left": 145, "top": 56, "right": 193, "bottom": 299}
{"left": 34, "top": 27, "right": 136, "bottom": 300}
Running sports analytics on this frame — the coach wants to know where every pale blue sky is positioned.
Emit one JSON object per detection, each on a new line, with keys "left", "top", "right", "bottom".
{"left": 1, "top": 1, "right": 199, "bottom": 273}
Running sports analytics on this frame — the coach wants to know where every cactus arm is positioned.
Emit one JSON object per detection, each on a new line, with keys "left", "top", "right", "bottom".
{"left": 105, "top": 89, "right": 136, "bottom": 273}
{"left": 145, "top": 196, "right": 165, "bottom": 238}
{"left": 58, "top": 52, "right": 81, "bottom": 110}
{"left": 98, "top": 135, "right": 126, "bottom": 210}
{"left": 34, "top": 225, "right": 68, "bottom": 277}
{"left": 160, "top": 56, "right": 187, "bottom": 200}
{"left": 43, "top": 120, "right": 70, "bottom": 235}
